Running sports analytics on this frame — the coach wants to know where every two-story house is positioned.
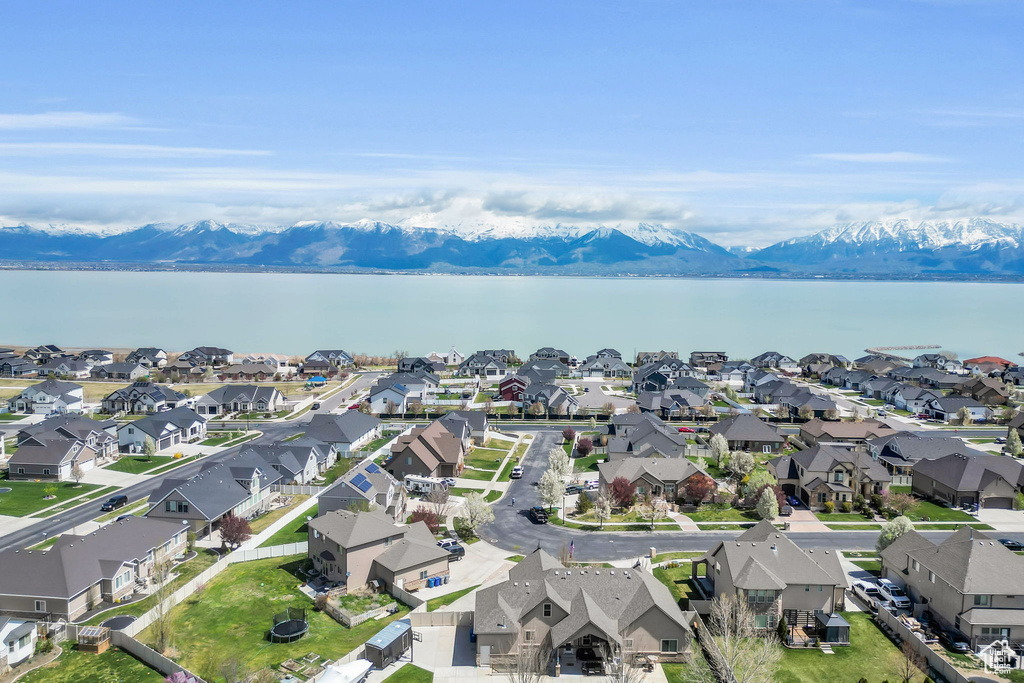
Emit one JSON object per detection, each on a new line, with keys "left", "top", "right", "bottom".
{"left": 320, "top": 461, "right": 407, "bottom": 522}
{"left": 126, "top": 347, "right": 168, "bottom": 368}
{"left": 769, "top": 444, "right": 891, "bottom": 510}
{"left": 101, "top": 380, "right": 191, "bottom": 414}
{"left": 8, "top": 379, "right": 84, "bottom": 415}
{"left": 384, "top": 420, "right": 465, "bottom": 480}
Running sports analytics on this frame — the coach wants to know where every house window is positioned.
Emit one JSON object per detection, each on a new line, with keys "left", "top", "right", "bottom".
{"left": 754, "top": 615, "right": 769, "bottom": 628}
{"left": 43, "top": 469, "right": 50, "bottom": 476}
{"left": 17, "top": 468, "right": 24, "bottom": 475}
{"left": 660, "top": 639, "right": 678, "bottom": 653}
{"left": 406, "top": 457, "right": 412, "bottom": 465}
{"left": 817, "top": 493, "right": 827, "bottom": 503}
{"left": 114, "top": 570, "right": 132, "bottom": 590}
{"left": 974, "top": 595, "right": 991, "bottom": 607}
{"left": 763, "top": 445, "right": 771, "bottom": 454}
{"left": 543, "top": 603, "right": 552, "bottom": 617}
{"left": 832, "top": 470, "right": 844, "bottom": 483}
{"left": 524, "top": 630, "right": 536, "bottom": 642}
{"left": 34, "top": 600, "right": 46, "bottom": 612}
{"left": 419, "top": 570, "right": 428, "bottom": 580}
{"left": 128, "top": 427, "right": 134, "bottom": 434}
{"left": 165, "top": 500, "right": 189, "bottom": 513}
{"left": 928, "top": 571, "right": 935, "bottom": 583}
{"left": 385, "top": 537, "right": 393, "bottom": 547}
{"left": 623, "top": 638, "right": 634, "bottom": 650}
{"left": 912, "top": 560, "right": 919, "bottom": 571}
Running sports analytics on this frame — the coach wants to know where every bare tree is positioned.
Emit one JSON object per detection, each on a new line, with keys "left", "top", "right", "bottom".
{"left": 601, "top": 402, "right": 616, "bottom": 416}
{"left": 504, "top": 631, "right": 552, "bottom": 683}
{"left": 428, "top": 487, "right": 452, "bottom": 520}
{"left": 687, "top": 593, "right": 782, "bottom": 683}
{"left": 71, "top": 463, "right": 85, "bottom": 486}
{"left": 890, "top": 640, "right": 927, "bottom": 683}
{"left": 150, "top": 558, "right": 175, "bottom": 654}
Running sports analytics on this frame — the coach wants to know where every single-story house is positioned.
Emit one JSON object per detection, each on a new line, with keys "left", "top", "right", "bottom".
{"left": 708, "top": 414, "right": 785, "bottom": 453}
{"left": 100, "top": 381, "right": 191, "bottom": 414}
{"left": 117, "top": 407, "right": 207, "bottom": 453}
{"left": 799, "top": 418, "right": 897, "bottom": 447}
{"left": 597, "top": 458, "right": 710, "bottom": 502}
{"left": 911, "top": 453, "right": 1024, "bottom": 509}
{"left": 305, "top": 411, "right": 384, "bottom": 457}
{"left": 194, "top": 385, "right": 287, "bottom": 415}
{"left": 90, "top": 362, "right": 148, "bottom": 381}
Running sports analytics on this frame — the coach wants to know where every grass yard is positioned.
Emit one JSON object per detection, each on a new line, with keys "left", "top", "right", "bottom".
{"left": 85, "top": 549, "right": 221, "bottom": 625}
{"left": 506, "top": 555, "right": 525, "bottom": 562}
{"left": 464, "top": 447, "right": 507, "bottom": 471}
{"left": 653, "top": 551, "right": 704, "bottom": 564}
{"left": 906, "top": 500, "right": 975, "bottom": 521}
{"left": 571, "top": 510, "right": 674, "bottom": 524}
{"left": 104, "top": 455, "right": 177, "bottom": 474}
{"left": 459, "top": 467, "right": 497, "bottom": 481}
{"left": 425, "top": 584, "right": 480, "bottom": 611}
{"left": 383, "top": 664, "right": 434, "bottom": 682}
{"left": 688, "top": 456, "right": 726, "bottom": 479}
{"left": 200, "top": 431, "right": 243, "bottom": 446}
{"left": 815, "top": 512, "right": 874, "bottom": 522}
{"left": 258, "top": 505, "right": 318, "bottom": 547}
{"left": 572, "top": 452, "right": 605, "bottom": 473}
{"left": 145, "top": 555, "right": 412, "bottom": 675}
{"left": 653, "top": 562, "right": 699, "bottom": 609}
{"left": 447, "top": 486, "right": 486, "bottom": 497}
{"left": 0, "top": 476, "right": 104, "bottom": 517}
{"left": 826, "top": 523, "right": 882, "bottom": 530}
{"left": 775, "top": 612, "right": 909, "bottom": 683}
{"left": 851, "top": 559, "right": 882, "bottom": 574}
{"left": 321, "top": 457, "right": 355, "bottom": 485}
{"left": 249, "top": 495, "right": 310, "bottom": 534}
{"left": 19, "top": 645, "right": 163, "bottom": 683}
{"left": 684, "top": 506, "right": 759, "bottom": 522}
{"left": 0, "top": 412, "right": 24, "bottom": 421}
{"left": 234, "top": 410, "right": 291, "bottom": 419}
{"left": 890, "top": 485, "right": 912, "bottom": 494}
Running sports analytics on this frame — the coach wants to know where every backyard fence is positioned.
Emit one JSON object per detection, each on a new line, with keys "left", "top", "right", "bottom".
{"left": 388, "top": 584, "right": 425, "bottom": 609}
{"left": 229, "top": 542, "right": 308, "bottom": 563}
{"left": 406, "top": 610, "right": 473, "bottom": 627}
{"left": 875, "top": 608, "right": 971, "bottom": 683}
{"left": 110, "top": 630, "right": 204, "bottom": 682}
{"left": 273, "top": 484, "right": 324, "bottom": 496}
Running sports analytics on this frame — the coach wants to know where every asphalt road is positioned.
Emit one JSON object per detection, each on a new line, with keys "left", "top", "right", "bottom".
{"left": 478, "top": 429, "right": 1024, "bottom": 562}
{"left": 0, "top": 372, "right": 380, "bottom": 553}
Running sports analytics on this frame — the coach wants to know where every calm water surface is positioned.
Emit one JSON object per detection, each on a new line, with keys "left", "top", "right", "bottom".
{"left": 1, "top": 270, "right": 1020, "bottom": 360}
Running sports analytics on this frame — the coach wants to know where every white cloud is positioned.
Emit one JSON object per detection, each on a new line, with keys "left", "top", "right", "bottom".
{"left": 0, "top": 111, "right": 140, "bottom": 130}
{"left": 810, "top": 152, "right": 949, "bottom": 163}
{"left": 0, "top": 142, "right": 270, "bottom": 158}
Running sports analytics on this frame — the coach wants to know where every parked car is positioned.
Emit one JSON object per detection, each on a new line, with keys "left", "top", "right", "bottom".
{"left": 100, "top": 494, "right": 129, "bottom": 512}
{"left": 585, "top": 480, "right": 599, "bottom": 490}
{"left": 915, "top": 413, "right": 930, "bottom": 419}
{"left": 677, "top": 426, "right": 696, "bottom": 433}
{"left": 584, "top": 387, "right": 590, "bottom": 392}
{"left": 565, "top": 484, "right": 584, "bottom": 495}
{"left": 529, "top": 506, "right": 549, "bottom": 524}
{"left": 437, "top": 538, "right": 459, "bottom": 549}
{"left": 440, "top": 477, "right": 457, "bottom": 488}
{"left": 877, "top": 409, "right": 887, "bottom": 417}
{"left": 347, "top": 404, "right": 360, "bottom": 410}
{"left": 877, "top": 578, "right": 911, "bottom": 609}
{"left": 786, "top": 495, "right": 802, "bottom": 508}
{"left": 998, "top": 538, "right": 1024, "bottom": 551}
{"left": 852, "top": 580, "right": 883, "bottom": 610}
{"left": 581, "top": 660, "right": 604, "bottom": 675}
{"left": 995, "top": 436, "right": 1007, "bottom": 444}
{"left": 938, "top": 630, "right": 971, "bottom": 654}
{"left": 510, "top": 466, "right": 524, "bottom": 479}
{"left": 779, "top": 504, "right": 794, "bottom": 516}
{"left": 311, "top": 402, "right": 321, "bottom": 410}
{"left": 446, "top": 544, "right": 466, "bottom": 560}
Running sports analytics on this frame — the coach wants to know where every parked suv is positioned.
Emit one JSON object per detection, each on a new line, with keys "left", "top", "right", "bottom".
{"left": 100, "top": 495, "right": 129, "bottom": 512}
{"left": 510, "top": 466, "right": 524, "bottom": 479}
{"left": 877, "top": 578, "right": 911, "bottom": 609}
{"left": 446, "top": 544, "right": 466, "bottom": 560}
{"left": 529, "top": 506, "right": 549, "bottom": 524}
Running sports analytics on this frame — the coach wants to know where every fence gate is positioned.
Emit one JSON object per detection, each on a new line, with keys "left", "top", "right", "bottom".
{"left": 478, "top": 645, "right": 490, "bottom": 666}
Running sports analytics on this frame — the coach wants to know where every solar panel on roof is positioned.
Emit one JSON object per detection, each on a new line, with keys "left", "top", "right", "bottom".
{"left": 366, "top": 463, "right": 381, "bottom": 473}
{"left": 351, "top": 473, "right": 372, "bottom": 492}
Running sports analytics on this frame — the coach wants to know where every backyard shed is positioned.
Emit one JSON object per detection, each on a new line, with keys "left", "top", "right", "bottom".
{"left": 815, "top": 612, "right": 851, "bottom": 644}
{"left": 363, "top": 619, "right": 412, "bottom": 669}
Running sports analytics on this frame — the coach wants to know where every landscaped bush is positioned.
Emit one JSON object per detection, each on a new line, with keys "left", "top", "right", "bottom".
{"left": 823, "top": 501, "right": 835, "bottom": 514}
{"left": 841, "top": 501, "right": 853, "bottom": 513}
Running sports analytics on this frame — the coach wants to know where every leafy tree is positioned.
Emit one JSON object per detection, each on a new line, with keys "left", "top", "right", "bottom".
{"left": 575, "top": 437, "right": 594, "bottom": 458}
{"left": 876, "top": 515, "right": 914, "bottom": 553}
{"left": 756, "top": 487, "right": 779, "bottom": 521}
{"left": 458, "top": 492, "right": 494, "bottom": 536}
{"left": 410, "top": 506, "right": 440, "bottom": 533}
{"left": 594, "top": 494, "right": 612, "bottom": 528}
{"left": 589, "top": 416, "right": 597, "bottom": 430}
{"left": 71, "top": 463, "right": 84, "bottom": 485}
{"left": 548, "top": 446, "right": 572, "bottom": 478}
{"left": 142, "top": 436, "right": 157, "bottom": 460}
{"left": 684, "top": 473, "right": 716, "bottom": 505}
{"left": 887, "top": 492, "right": 919, "bottom": 517}
{"left": 743, "top": 469, "right": 778, "bottom": 499}
{"left": 777, "top": 613, "right": 788, "bottom": 643}
{"left": 562, "top": 426, "right": 576, "bottom": 443}
{"left": 1007, "top": 427, "right": 1022, "bottom": 457}
{"left": 538, "top": 469, "right": 563, "bottom": 512}
{"left": 575, "top": 490, "right": 593, "bottom": 514}
{"left": 609, "top": 476, "right": 637, "bottom": 508}
{"left": 726, "top": 451, "right": 755, "bottom": 480}
{"left": 709, "top": 433, "right": 729, "bottom": 465}
{"left": 43, "top": 484, "right": 57, "bottom": 499}
{"left": 219, "top": 513, "right": 252, "bottom": 550}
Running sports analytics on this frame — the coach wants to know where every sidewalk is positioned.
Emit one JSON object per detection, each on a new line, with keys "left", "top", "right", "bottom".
{"left": 237, "top": 493, "right": 321, "bottom": 551}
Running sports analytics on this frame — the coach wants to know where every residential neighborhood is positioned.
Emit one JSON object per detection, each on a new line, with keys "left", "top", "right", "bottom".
{"left": 1, "top": 341, "right": 1024, "bottom": 683}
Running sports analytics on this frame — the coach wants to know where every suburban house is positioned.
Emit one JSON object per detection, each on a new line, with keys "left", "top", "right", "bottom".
{"left": 458, "top": 353, "right": 508, "bottom": 378}
{"left": 426, "top": 346, "right": 465, "bottom": 366}
{"left": 368, "top": 371, "right": 439, "bottom": 413}
{"left": 924, "top": 395, "right": 992, "bottom": 423}
{"left": 888, "top": 366, "right": 962, "bottom": 390}
{"left": 219, "top": 363, "right": 279, "bottom": 381}
{"left": 530, "top": 347, "right": 571, "bottom": 364}
{"left": 598, "top": 458, "right": 709, "bottom": 502}
{"left": 385, "top": 420, "right": 466, "bottom": 480}
{"left": 889, "top": 385, "right": 940, "bottom": 413}
{"left": 478, "top": 349, "right": 516, "bottom": 364}
{"left": 914, "top": 353, "right": 964, "bottom": 374}
{"left": 301, "top": 359, "right": 335, "bottom": 377}
{"left": 320, "top": 461, "right": 407, "bottom": 522}
{"left": 438, "top": 410, "right": 491, "bottom": 445}
{"left": 8, "top": 414, "right": 118, "bottom": 481}
{"left": 631, "top": 359, "right": 696, "bottom": 393}
{"left": 117, "top": 407, "right": 207, "bottom": 453}
{"left": 100, "top": 381, "right": 191, "bottom": 414}
{"left": 690, "top": 351, "right": 727, "bottom": 367}
{"left": 1010, "top": 412, "right": 1024, "bottom": 441}
{"left": 90, "top": 362, "right": 148, "bottom": 381}
{"left": 0, "top": 617, "right": 37, "bottom": 669}
{"left": 8, "top": 379, "right": 84, "bottom": 415}
{"left": 126, "top": 347, "right": 167, "bottom": 367}
{"left": 146, "top": 451, "right": 283, "bottom": 536}
{"left": 751, "top": 351, "right": 799, "bottom": 371}
{"left": 518, "top": 358, "right": 572, "bottom": 378}
{"left": 307, "top": 509, "right": 450, "bottom": 593}
{"left": 0, "top": 358, "right": 38, "bottom": 377}
{"left": 521, "top": 383, "right": 579, "bottom": 416}
{"left": 239, "top": 443, "right": 324, "bottom": 485}
{"left": 911, "top": 453, "right": 1024, "bottom": 509}
{"left": 0, "top": 517, "right": 188, "bottom": 621}
{"left": 635, "top": 350, "right": 678, "bottom": 365}
{"left": 305, "top": 411, "right": 384, "bottom": 457}
{"left": 305, "top": 349, "right": 354, "bottom": 367}
{"left": 37, "top": 358, "right": 91, "bottom": 379}
{"left": 880, "top": 527, "right": 1024, "bottom": 650}
{"left": 963, "top": 356, "right": 1015, "bottom": 375}
{"left": 164, "top": 358, "right": 207, "bottom": 381}
{"left": 499, "top": 374, "right": 530, "bottom": 402}
{"left": 473, "top": 548, "right": 697, "bottom": 672}
{"left": 636, "top": 388, "right": 708, "bottom": 419}
{"left": 799, "top": 353, "right": 850, "bottom": 369}
{"left": 769, "top": 444, "right": 891, "bottom": 509}
{"left": 178, "top": 346, "right": 234, "bottom": 366}
{"left": 23, "top": 345, "right": 65, "bottom": 362}
{"left": 579, "top": 355, "right": 631, "bottom": 379}
{"left": 398, "top": 357, "right": 445, "bottom": 374}
{"left": 606, "top": 413, "right": 690, "bottom": 460}
{"left": 708, "top": 415, "right": 785, "bottom": 453}
{"left": 955, "top": 377, "right": 1010, "bottom": 406}
{"left": 241, "top": 353, "right": 292, "bottom": 374}
{"left": 868, "top": 432, "right": 987, "bottom": 487}
{"left": 799, "top": 418, "right": 897, "bottom": 447}
{"left": 194, "top": 385, "right": 287, "bottom": 416}
{"left": 690, "top": 521, "right": 848, "bottom": 633}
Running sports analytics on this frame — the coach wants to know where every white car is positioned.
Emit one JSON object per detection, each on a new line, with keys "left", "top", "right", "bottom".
{"left": 585, "top": 480, "right": 599, "bottom": 490}
{"left": 851, "top": 580, "right": 883, "bottom": 610}
{"left": 437, "top": 538, "right": 459, "bottom": 550}
{"left": 877, "top": 578, "right": 911, "bottom": 609}
{"left": 440, "top": 477, "right": 457, "bottom": 488}
{"left": 510, "top": 466, "right": 524, "bottom": 479}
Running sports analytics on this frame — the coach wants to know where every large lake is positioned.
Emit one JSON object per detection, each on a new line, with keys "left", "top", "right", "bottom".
{"left": 1, "top": 270, "right": 1020, "bottom": 360}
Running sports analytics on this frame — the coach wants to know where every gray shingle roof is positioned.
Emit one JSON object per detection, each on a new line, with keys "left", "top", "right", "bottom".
{"left": 709, "top": 415, "right": 784, "bottom": 443}
{"left": 306, "top": 411, "right": 382, "bottom": 445}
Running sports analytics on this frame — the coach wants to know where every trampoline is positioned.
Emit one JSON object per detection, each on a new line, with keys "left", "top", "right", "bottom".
{"left": 269, "top": 607, "right": 308, "bottom": 643}
{"left": 101, "top": 615, "right": 136, "bottom": 631}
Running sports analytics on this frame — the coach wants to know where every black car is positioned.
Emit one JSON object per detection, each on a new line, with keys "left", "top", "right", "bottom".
{"left": 938, "top": 630, "right": 971, "bottom": 654}
{"left": 100, "top": 495, "right": 129, "bottom": 512}
{"left": 999, "top": 538, "right": 1024, "bottom": 551}
{"left": 529, "top": 506, "right": 549, "bottom": 524}
{"left": 311, "top": 402, "right": 321, "bottom": 410}
{"left": 447, "top": 544, "right": 466, "bottom": 560}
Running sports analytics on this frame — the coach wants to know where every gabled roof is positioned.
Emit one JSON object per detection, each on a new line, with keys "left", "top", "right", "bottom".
{"left": 148, "top": 450, "right": 280, "bottom": 521}
{"left": 308, "top": 509, "right": 402, "bottom": 548}
{"left": 124, "top": 407, "right": 206, "bottom": 439}
{"left": 598, "top": 457, "right": 706, "bottom": 486}
{"left": 306, "top": 411, "right": 382, "bottom": 444}
{"left": 912, "top": 453, "right": 1024, "bottom": 491}
{"left": 709, "top": 415, "right": 784, "bottom": 443}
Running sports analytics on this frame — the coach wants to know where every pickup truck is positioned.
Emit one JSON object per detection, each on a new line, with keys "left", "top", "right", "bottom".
{"left": 529, "top": 506, "right": 549, "bottom": 524}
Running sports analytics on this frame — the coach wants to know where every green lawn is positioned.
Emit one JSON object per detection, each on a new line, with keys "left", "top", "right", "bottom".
{"left": 653, "top": 562, "right": 699, "bottom": 609}
{"left": 685, "top": 506, "right": 759, "bottom": 522}
{"left": 19, "top": 645, "right": 163, "bottom": 683}
{"left": 483, "top": 490, "right": 502, "bottom": 503}
{"left": 775, "top": 612, "right": 911, "bottom": 683}
{"left": 653, "top": 551, "right": 704, "bottom": 564}
{"left": 825, "top": 523, "right": 881, "bottom": 530}
{"left": 257, "top": 505, "right": 318, "bottom": 547}
{"left": 464, "top": 447, "right": 507, "bottom": 471}
{"left": 425, "top": 584, "right": 480, "bottom": 611}
{"left": 815, "top": 512, "right": 873, "bottom": 522}
{"left": 234, "top": 410, "right": 290, "bottom": 419}
{"left": 104, "top": 455, "right": 177, "bottom": 474}
{"left": 144, "top": 555, "right": 411, "bottom": 677}
{"left": 249, "top": 495, "right": 310, "bottom": 534}
{"left": 0, "top": 476, "right": 104, "bottom": 517}
{"left": 906, "top": 500, "right": 975, "bottom": 521}
{"left": 572, "top": 452, "right": 605, "bottom": 472}
{"left": 0, "top": 412, "right": 24, "bottom": 421}
{"left": 459, "top": 467, "right": 497, "bottom": 481}
{"left": 890, "top": 485, "right": 912, "bottom": 494}
{"left": 851, "top": 559, "right": 881, "bottom": 574}
{"left": 505, "top": 555, "right": 525, "bottom": 562}
{"left": 383, "top": 664, "right": 434, "bottom": 682}
{"left": 200, "top": 431, "right": 242, "bottom": 445}
{"left": 688, "top": 456, "right": 726, "bottom": 479}
{"left": 321, "top": 457, "right": 355, "bottom": 484}
{"left": 84, "top": 549, "right": 221, "bottom": 625}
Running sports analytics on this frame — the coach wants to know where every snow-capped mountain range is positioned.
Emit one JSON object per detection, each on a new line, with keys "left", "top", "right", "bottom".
{"left": 1, "top": 217, "right": 1023, "bottom": 277}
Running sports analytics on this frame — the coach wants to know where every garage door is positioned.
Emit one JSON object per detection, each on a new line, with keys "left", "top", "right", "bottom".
{"left": 983, "top": 497, "right": 1013, "bottom": 509}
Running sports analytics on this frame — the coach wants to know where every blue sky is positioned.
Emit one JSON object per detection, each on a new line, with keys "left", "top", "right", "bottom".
{"left": 1, "top": 1, "right": 1022, "bottom": 245}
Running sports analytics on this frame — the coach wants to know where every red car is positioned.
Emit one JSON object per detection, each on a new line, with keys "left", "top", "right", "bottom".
{"left": 347, "top": 404, "right": 360, "bottom": 410}
{"left": 915, "top": 413, "right": 930, "bottom": 420}
{"left": 677, "top": 426, "right": 696, "bottom": 433}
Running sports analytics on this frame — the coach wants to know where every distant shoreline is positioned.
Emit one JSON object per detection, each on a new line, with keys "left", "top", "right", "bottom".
{"left": 1, "top": 260, "right": 1023, "bottom": 284}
